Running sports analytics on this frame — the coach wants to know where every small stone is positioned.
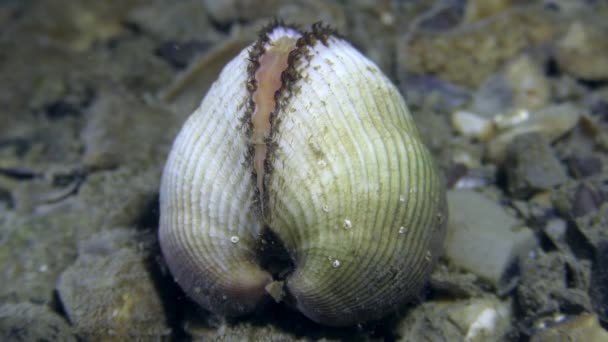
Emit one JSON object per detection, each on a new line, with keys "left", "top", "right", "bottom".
{"left": 264, "top": 281, "right": 285, "bottom": 303}
{"left": 202, "top": 0, "right": 281, "bottom": 24}
{"left": 184, "top": 319, "right": 309, "bottom": 341}
{"left": 493, "top": 108, "right": 531, "bottom": 131}
{"left": 543, "top": 218, "right": 568, "bottom": 251}
{"left": 565, "top": 155, "right": 602, "bottom": 178}
{"left": 487, "top": 104, "right": 581, "bottom": 163}
{"left": 56, "top": 229, "right": 170, "bottom": 340}
{"left": 590, "top": 240, "right": 608, "bottom": 323}
{"left": 505, "top": 54, "right": 550, "bottom": 110}
{"left": 464, "top": 0, "right": 513, "bottom": 23}
{"left": 506, "top": 132, "right": 568, "bottom": 197}
{"left": 555, "top": 21, "right": 608, "bottom": 81}
{"left": 81, "top": 91, "right": 175, "bottom": 169}
{"left": 398, "top": 74, "right": 471, "bottom": 113}
{"left": 0, "top": 302, "right": 76, "bottom": 341}
{"left": 552, "top": 175, "right": 608, "bottom": 219}
{"left": 128, "top": 1, "right": 220, "bottom": 42}
{"left": 451, "top": 110, "right": 495, "bottom": 140}
{"left": 451, "top": 165, "right": 497, "bottom": 190}
{"left": 445, "top": 190, "right": 537, "bottom": 294}
{"left": 398, "top": 7, "right": 556, "bottom": 88}
{"left": 429, "top": 265, "right": 486, "bottom": 298}
{"left": 530, "top": 314, "right": 608, "bottom": 342}
{"left": 517, "top": 251, "right": 592, "bottom": 320}
{"left": 451, "top": 299, "right": 511, "bottom": 342}
{"left": 396, "top": 297, "right": 511, "bottom": 342}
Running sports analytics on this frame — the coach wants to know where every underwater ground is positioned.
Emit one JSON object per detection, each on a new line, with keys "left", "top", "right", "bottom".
{"left": 1, "top": 0, "right": 607, "bottom": 341}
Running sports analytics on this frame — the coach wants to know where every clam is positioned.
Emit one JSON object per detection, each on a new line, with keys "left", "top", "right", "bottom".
{"left": 159, "top": 22, "right": 447, "bottom": 326}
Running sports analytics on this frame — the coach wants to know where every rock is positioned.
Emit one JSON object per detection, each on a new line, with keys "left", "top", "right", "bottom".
{"left": 203, "top": 0, "right": 346, "bottom": 32}
{"left": 0, "top": 206, "right": 94, "bottom": 304}
{"left": 510, "top": 191, "right": 555, "bottom": 224}
{"left": 395, "top": 297, "right": 512, "bottom": 342}
{"left": 89, "top": 34, "right": 175, "bottom": 95}
{"left": 555, "top": 21, "right": 608, "bottom": 81}
{"left": 430, "top": 264, "right": 486, "bottom": 298}
{"left": 567, "top": 203, "right": 608, "bottom": 322}
{"left": 590, "top": 240, "right": 608, "bottom": 323}
{"left": 552, "top": 176, "right": 608, "bottom": 219}
{"left": 506, "top": 132, "right": 568, "bottom": 197}
{"left": 182, "top": 306, "right": 351, "bottom": 341}
{"left": 451, "top": 110, "right": 495, "bottom": 141}
{"left": 471, "top": 73, "right": 514, "bottom": 119}
{"left": 399, "top": 74, "right": 472, "bottom": 113}
{"left": 0, "top": 302, "right": 76, "bottom": 341}
{"left": 445, "top": 190, "right": 537, "bottom": 294}
{"left": 572, "top": 202, "right": 608, "bottom": 250}
{"left": 565, "top": 154, "right": 603, "bottom": 178}
{"left": 0, "top": 2, "right": 22, "bottom": 27}
{"left": 463, "top": 0, "right": 514, "bottom": 23}
{"left": 187, "top": 321, "right": 308, "bottom": 342}
{"left": 505, "top": 54, "right": 551, "bottom": 111}
{"left": 56, "top": 229, "right": 170, "bottom": 340}
{"left": 409, "top": 108, "right": 454, "bottom": 167}
{"left": 446, "top": 298, "right": 512, "bottom": 342}
{"left": 202, "top": 0, "right": 281, "bottom": 24}
{"left": 77, "top": 166, "right": 160, "bottom": 229}
{"left": 275, "top": 1, "right": 347, "bottom": 40}
{"left": 530, "top": 314, "right": 608, "bottom": 342}
{"left": 81, "top": 90, "right": 175, "bottom": 169}
{"left": 517, "top": 251, "right": 592, "bottom": 320}
{"left": 470, "top": 54, "right": 550, "bottom": 118}
{"left": 0, "top": 165, "right": 161, "bottom": 306}
{"left": 398, "top": 6, "right": 556, "bottom": 88}
{"left": 127, "top": 0, "right": 221, "bottom": 42}
{"left": 487, "top": 104, "right": 581, "bottom": 162}
{"left": 542, "top": 217, "right": 569, "bottom": 252}
{"left": 450, "top": 165, "right": 497, "bottom": 190}
{"left": 14, "top": 1, "right": 144, "bottom": 52}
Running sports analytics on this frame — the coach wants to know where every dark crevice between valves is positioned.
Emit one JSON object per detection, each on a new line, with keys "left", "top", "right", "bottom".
{"left": 257, "top": 227, "right": 294, "bottom": 280}
{"left": 256, "top": 227, "right": 295, "bottom": 305}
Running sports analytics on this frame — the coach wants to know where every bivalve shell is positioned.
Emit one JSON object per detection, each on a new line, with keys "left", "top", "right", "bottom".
{"left": 159, "top": 22, "right": 447, "bottom": 326}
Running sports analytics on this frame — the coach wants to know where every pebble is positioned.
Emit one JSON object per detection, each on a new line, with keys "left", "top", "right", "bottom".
{"left": 565, "top": 154, "right": 602, "bottom": 178}
{"left": 505, "top": 132, "right": 568, "bottom": 197}
{"left": 445, "top": 189, "right": 537, "bottom": 294}
{"left": 396, "top": 297, "right": 512, "bottom": 342}
{"left": 590, "top": 238, "right": 608, "bottom": 323}
{"left": 530, "top": 313, "right": 608, "bottom": 342}
{"left": 451, "top": 110, "right": 495, "bottom": 140}
{"left": 0, "top": 302, "right": 76, "bottom": 341}
{"left": 398, "top": 7, "right": 556, "bottom": 88}
{"left": 555, "top": 21, "right": 608, "bottom": 81}
{"left": 487, "top": 104, "right": 581, "bottom": 163}
{"left": 517, "top": 251, "right": 592, "bottom": 320}
{"left": 56, "top": 229, "right": 170, "bottom": 340}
